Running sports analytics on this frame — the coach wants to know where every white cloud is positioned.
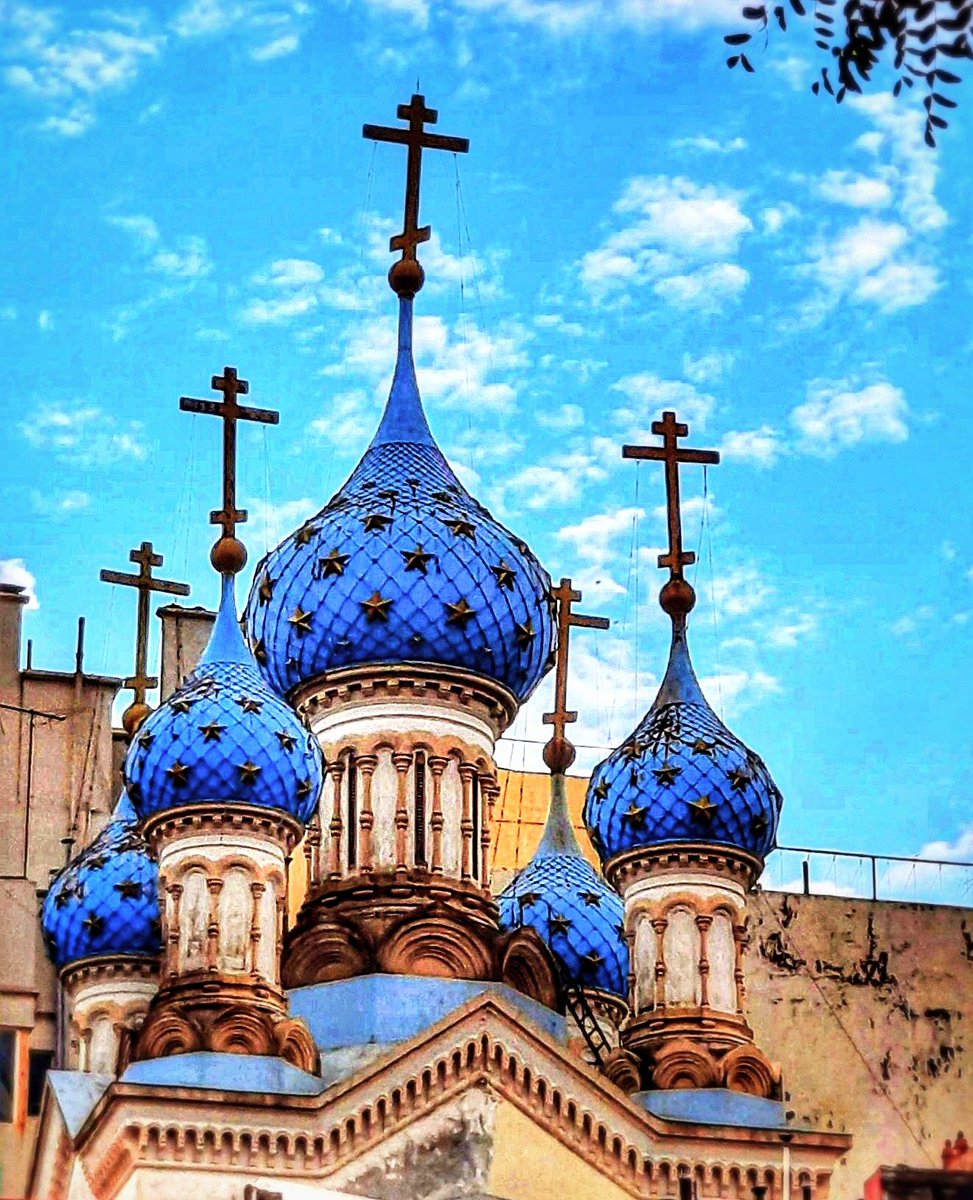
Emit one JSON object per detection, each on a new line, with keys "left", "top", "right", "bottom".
{"left": 791, "top": 379, "right": 909, "bottom": 457}
{"left": 251, "top": 33, "right": 299, "bottom": 59}
{"left": 244, "top": 496, "right": 318, "bottom": 554}
{"left": 581, "top": 175, "right": 752, "bottom": 310}
{"left": 760, "top": 203, "right": 799, "bottom": 236}
{"left": 721, "top": 426, "right": 782, "bottom": 469}
{"left": 611, "top": 373, "right": 717, "bottom": 432}
{"left": 308, "top": 390, "right": 377, "bottom": 447}
{"left": 452, "top": 0, "right": 740, "bottom": 36}
{"left": 766, "top": 611, "right": 818, "bottom": 649}
{"left": 536, "top": 402, "right": 585, "bottom": 430}
{"left": 109, "top": 215, "right": 213, "bottom": 279}
{"left": 20, "top": 405, "right": 148, "bottom": 467}
{"left": 504, "top": 452, "right": 608, "bottom": 510}
{"left": 0, "top": 559, "right": 38, "bottom": 609}
{"left": 706, "top": 565, "right": 773, "bottom": 619}
{"left": 682, "top": 351, "right": 733, "bottom": 385}
{"left": 818, "top": 170, "right": 893, "bottom": 209}
{"left": 37, "top": 310, "right": 53, "bottom": 331}
{"left": 256, "top": 258, "right": 324, "bottom": 288}
{"left": 672, "top": 134, "right": 747, "bottom": 154}
{"left": 556, "top": 507, "right": 644, "bottom": 561}
{"left": 890, "top": 604, "right": 935, "bottom": 638}
{"left": 30, "top": 489, "right": 91, "bottom": 517}
{"left": 172, "top": 0, "right": 313, "bottom": 59}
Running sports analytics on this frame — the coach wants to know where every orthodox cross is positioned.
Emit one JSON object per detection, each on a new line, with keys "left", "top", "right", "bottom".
{"left": 100, "top": 542, "right": 189, "bottom": 732}
{"left": 542, "top": 578, "right": 609, "bottom": 772}
{"left": 363, "top": 94, "right": 469, "bottom": 286}
{"left": 179, "top": 367, "right": 279, "bottom": 571}
{"left": 623, "top": 411, "right": 720, "bottom": 582}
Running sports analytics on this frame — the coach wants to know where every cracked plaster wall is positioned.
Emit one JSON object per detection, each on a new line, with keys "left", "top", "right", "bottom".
{"left": 746, "top": 891, "right": 973, "bottom": 1200}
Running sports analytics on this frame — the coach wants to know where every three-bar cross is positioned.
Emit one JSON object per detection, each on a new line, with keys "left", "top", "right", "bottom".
{"left": 100, "top": 542, "right": 189, "bottom": 723}
{"left": 542, "top": 578, "right": 609, "bottom": 771}
{"left": 363, "top": 94, "right": 469, "bottom": 266}
{"left": 623, "top": 411, "right": 720, "bottom": 582}
{"left": 179, "top": 367, "right": 279, "bottom": 554}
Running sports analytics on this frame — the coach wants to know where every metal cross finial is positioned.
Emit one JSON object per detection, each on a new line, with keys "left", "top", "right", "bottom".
{"left": 100, "top": 542, "right": 190, "bottom": 736}
{"left": 623, "top": 410, "right": 720, "bottom": 621}
{"left": 542, "top": 578, "right": 610, "bottom": 774}
{"left": 179, "top": 367, "right": 279, "bottom": 575}
{"left": 363, "top": 94, "right": 469, "bottom": 298}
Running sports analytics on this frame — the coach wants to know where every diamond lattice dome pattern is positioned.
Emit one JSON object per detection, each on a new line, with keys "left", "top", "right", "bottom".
{"left": 244, "top": 300, "right": 555, "bottom": 703}
{"left": 584, "top": 627, "right": 782, "bottom": 865}
{"left": 42, "top": 792, "right": 161, "bottom": 970}
{"left": 125, "top": 579, "right": 323, "bottom": 825}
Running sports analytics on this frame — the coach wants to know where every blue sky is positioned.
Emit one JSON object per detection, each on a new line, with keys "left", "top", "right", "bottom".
{"left": 2, "top": 0, "right": 972, "bottom": 880}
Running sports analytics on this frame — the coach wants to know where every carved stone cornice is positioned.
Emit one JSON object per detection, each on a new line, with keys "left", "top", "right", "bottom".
{"left": 132, "top": 973, "right": 318, "bottom": 1075}
{"left": 292, "top": 662, "right": 518, "bottom": 736}
{"left": 143, "top": 802, "right": 304, "bottom": 856}
{"left": 60, "top": 955, "right": 159, "bottom": 990}
{"left": 606, "top": 842, "right": 763, "bottom": 895}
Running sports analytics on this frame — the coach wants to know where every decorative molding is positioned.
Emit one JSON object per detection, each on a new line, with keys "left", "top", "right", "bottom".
{"left": 607, "top": 843, "right": 763, "bottom": 895}
{"left": 143, "top": 803, "right": 304, "bottom": 858}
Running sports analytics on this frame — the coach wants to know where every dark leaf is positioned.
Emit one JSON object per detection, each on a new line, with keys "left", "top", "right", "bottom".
{"left": 925, "top": 126, "right": 937, "bottom": 146}
{"left": 727, "top": 53, "right": 741, "bottom": 66}
{"left": 929, "top": 112, "right": 949, "bottom": 126}
{"left": 893, "top": 78, "right": 903, "bottom": 95}
{"left": 724, "top": 31, "right": 752, "bottom": 43}
{"left": 742, "top": 53, "right": 755, "bottom": 70}
{"left": 934, "top": 68, "right": 962, "bottom": 82}
{"left": 790, "top": 0, "right": 806, "bottom": 13}
{"left": 811, "top": 79, "right": 821, "bottom": 93}
{"left": 742, "top": 4, "right": 766, "bottom": 17}
{"left": 822, "top": 66, "right": 835, "bottom": 93}
{"left": 934, "top": 92, "right": 959, "bottom": 106}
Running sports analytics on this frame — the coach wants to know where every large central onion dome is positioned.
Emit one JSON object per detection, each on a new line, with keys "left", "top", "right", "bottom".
{"left": 42, "top": 791, "right": 160, "bottom": 970}
{"left": 125, "top": 576, "right": 323, "bottom": 825}
{"left": 584, "top": 623, "right": 782, "bottom": 867}
{"left": 244, "top": 300, "right": 555, "bottom": 704}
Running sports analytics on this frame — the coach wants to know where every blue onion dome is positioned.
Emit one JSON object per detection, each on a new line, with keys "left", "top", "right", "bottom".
{"left": 584, "top": 623, "right": 782, "bottom": 867}
{"left": 499, "top": 774, "right": 628, "bottom": 998}
{"left": 243, "top": 298, "right": 555, "bottom": 705}
{"left": 42, "top": 791, "right": 160, "bottom": 970}
{"left": 124, "top": 575, "right": 323, "bottom": 825}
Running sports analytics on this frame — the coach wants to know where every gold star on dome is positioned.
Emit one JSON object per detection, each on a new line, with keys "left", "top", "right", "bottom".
{"left": 622, "top": 740, "right": 645, "bottom": 762}
{"left": 515, "top": 619, "right": 535, "bottom": 649}
{"left": 363, "top": 513, "right": 393, "bottom": 533}
{"left": 258, "top": 573, "right": 275, "bottom": 604}
{"left": 137, "top": 731, "right": 154, "bottom": 751}
{"left": 581, "top": 950, "right": 604, "bottom": 972}
{"left": 490, "top": 562, "right": 516, "bottom": 590}
{"left": 251, "top": 637, "right": 268, "bottom": 664}
{"left": 592, "top": 780, "right": 610, "bottom": 800}
{"left": 519, "top": 891, "right": 541, "bottom": 908}
{"left": 82, "top": 914, "right": 105, "bottom": 937}
{"left": 444, "top": 517, "right": 476, "bottom": 540}
{"left": 688, "top": 795, "right": 718, "bottom": 824}
{"left": 115, "top": 879, "right": 142, "bottom": 899}
{"left": 88, "top": 854, "right": 108, "bottom": 871}
{"left": 297, "top": 778, "right": 314, "bottom": 799}
{"left": 319, "top": 548, "right": 350, "bottom": 577}
{"left": 751, "top": 814, "right": 769, "bottom": 836}
{"left": 54, "top": 889, "right": 70, "bottom": 909}
{"left": 288, "top": 607, "right": 313, "bottom": 636}
{"left": 362, "top": 591, "right": 394, "bottom": 622}
{"left": 170, "top": 696, "right": 195, "bottom": 715}
{"left": 728, "top": 768, "right": 752, "bottom": 793}
{"left": 199, "top": 722, "right": 225, "bottom": 742}
{"left": 238, "top": 760, "right": 262, "bottom": 785}
{"left": 236, "top": 696, "right": 263, "bottom": 715}
{"left": 653, "top": 763, "right": 682, "bottom": 787}
{"left": 445, "top": 598, "right": 476, "bottom": 627}
{"left": 549, "top": 914, "right": 572, "bottom": 936}
{"left": 276, "top": 730, "right": 297, "bottom": 751}
{"left": 692, "top": 737, "right": 717, "bottom": 758}
{"left": 624, "top": 802, "right": 648, "bottom": 824}
{"left": 580, "top": 890, "right": 602, "bottom": 908}
{"left": 295, "top": 523, "right": 317, "bottom": 546}
{"left": 166, "top": 761, "right": 190, "bottom": 786}
{"left": 402, "top": 544, "right": 434, "bottom": 574}
{"left": 431, "top": 490, "right": 454, "bottom": 503}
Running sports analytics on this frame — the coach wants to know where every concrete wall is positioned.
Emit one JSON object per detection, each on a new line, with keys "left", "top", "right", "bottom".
{"left": 746, "top": 890, "right": 972, "bottom": 1199}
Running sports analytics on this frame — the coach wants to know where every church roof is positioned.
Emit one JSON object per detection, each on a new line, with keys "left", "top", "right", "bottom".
{"left": 243, "top": 297, "right": 555, "bottom": 705}
{"left": 124, "top": 574, "right": 323, "bottom": 825}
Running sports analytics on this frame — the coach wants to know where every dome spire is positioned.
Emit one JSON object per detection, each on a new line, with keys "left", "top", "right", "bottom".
{"left": 368, "top": 297, "right": 437, "bottom": 450}
{"left": 363, "top": 92, "right": 469, "bottom": 299}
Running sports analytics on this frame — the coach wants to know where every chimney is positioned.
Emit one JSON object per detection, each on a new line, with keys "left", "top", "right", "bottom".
{"left": 0, "top": 584, "right": 27, "bottom": 697}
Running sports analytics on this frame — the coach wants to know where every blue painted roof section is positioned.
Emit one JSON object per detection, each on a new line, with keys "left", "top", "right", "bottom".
{"left": 584, "top": 623, "right": 782, "bottom": 865}
{"left": 288, "top": 974, "right": 566, "bottom": 1051}
{"left": 244, "top": 299, "right": 555, "bottom": 705}
{"left": 368, "top": 298, "right": 436, "bottom": 449}
{"left": 122, "top": 1052, "right": 325, "bottom": 1095}
{"left": 42, "top": 791, "right": 161, "bottom": 969}
{"left": 125, "top": 574, "right": 323, "bottom": 824}
{"left": 637, "top": 1088, "right": 790, "bottom": 1131}
{"left": 499, "top": 774, "right": 628, "bottom": 998}
{"left": 47, "top": 1071, "right": 113, "bottom": 1137}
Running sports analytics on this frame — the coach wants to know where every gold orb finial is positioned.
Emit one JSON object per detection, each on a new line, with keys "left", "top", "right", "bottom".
{"left": 122, "top": 701, "right": 152, "bottom": 738}
{"left": 659, "top": 577, "right": 696, "bottom": 619}
{"left": 211, "top": 535, "right": 248, "bottom": 576}
{"left": 389, "top": 258, "right": 425, "bottom": 298}
{"left": 543, "top": 735, "right": 577, "bottom": 775}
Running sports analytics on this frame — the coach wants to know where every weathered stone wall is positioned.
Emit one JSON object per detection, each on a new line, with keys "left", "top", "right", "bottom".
{"left": 746, "top": 890, "right": 973, "bottom": 1200}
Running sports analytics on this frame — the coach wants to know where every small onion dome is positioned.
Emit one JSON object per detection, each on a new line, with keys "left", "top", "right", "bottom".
{"left": 584, "top": 624, "right": 782, "bottom": 867}
{"left": 42, "top": 791, "right": 160, "bottom": 970}
{"left": 499, "top": 774, "right": 628, "bottom": 998}
{"left": 125, "top": 575, "right": 322, "bottom": 825}
{"left": 244, "top": 298, "right": 555, "bottom": 704}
